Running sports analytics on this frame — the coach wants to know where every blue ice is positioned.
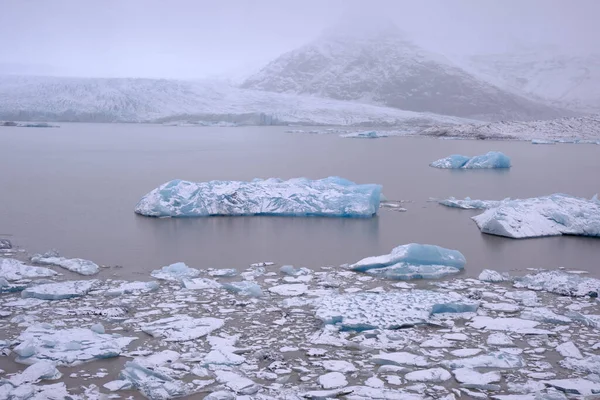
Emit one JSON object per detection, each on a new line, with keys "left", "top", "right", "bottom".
{"left": 221, "top": 281, "right": 264, "bottom": 297}
{"left": 134, "top": 177, "right": 382, "bottom": 218}
{"left": 430, "top": 151, "right": 511, "bottom": 169}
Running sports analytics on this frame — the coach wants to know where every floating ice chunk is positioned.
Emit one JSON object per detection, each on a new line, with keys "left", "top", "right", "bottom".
{"left": 0, "top": 277, "right": 28, "bottom": 293}
{"left": 555, "top": 342, "right": 583, "bottom": 359}
{"left": 482, "top": 302, "right": 521, "bottom": 313}
{"left": 103, "top": 380, "right": 132, "bottom": 391}
{"left": 150, "top": 262, "right": 200, "bottom": 282}
{"left": 531, "top": 139, "right": 556, "bottom": 144}
{"left": 450, "top": 349, "right": 482, "bottom": 357}
{"left": 105, "top": 281, "right": 159, "bottom": 296}
{"left": 280, "top": 265, "right": 310, "bottom": 276}
{"left": 250, "top": 261, "right": 275, "bottom": 267}
{"left": 520, "top": 307, "right": 572, "bottom": 325}
{"left": 30, "top": 251, "right": 99, "bottom": 275}
{"left": 140, "top": 315, "right": 223, "bottom": 342}
{"left": 350, "top": 243, "right": 465, "bottom": 280}
{"left": 443, "top": 351, "right": 525, "bottom": 369}
{"left": 544, "top": 378, "right": 600, "bottom": 396}
{"left": 215, "top": 370, "right": 260, "bottom": 395}
{"left": 322, "top": 360, "right": 356, "bottom": 373}
{"left": 120, "top": 351, "right": 190, "bottom": 400}
{"left": 504, "top": 291, "right": 539, "bottom": 306}
{"left": 0, "top": 239, "right": 11, "bottom": 249}
{"left": 316, "top": 290, "right": 478, "bottom": 331}
{"left": 461, "top": 194, "right": 600, "bottom": 239}
{"left": 13, "top": 324, "right": 136, "bottom": 366}
{"left": 420, "top": 338, "right": 455, "bottom": 348}
{"left": 208, "top": 268, "right": 238, "bottom": 277}
{"left": 479, "top": 269, "right": 510, "bottom": 282}
{"left": 203, "top": 349, "right": 245, "bottom": 366}
{"left": 6, "top": 361, "right": 61, "bottom": 386}
{"left": 438, "top": 197, "right": 501, "bottom": 210}
{"left": 319, "top": 372, "right": 348, "bottom": 389}
{"left": 405, "top": 368, "right": 451, "bottom": 382}
{"left": 443, "top": 333, "right": 468, "bottom": 341}
{"left": 181, "top": 277, "right": 221, "bottom": 290}
{"left": 204, "top": 391, "right": 235, "bottom": 400}
{"left": 300, "top": 387, "right": 354, "bottom": 399}
{"left": 560, "top": 355, "right": 600, "bottom": 373}
{"left": 469, "top": 316, "right": 551, "bottom": 334}
{"left": 221, "top": 281, "right": 263, "bottom": 297}
{"left": 340, "top": 130, "right": 389, "bottom": 139}
{"left": 487, "top": 333, "right": 514, "bottom": 346}
{"left": 372, "top": 352, "right": 429, "bottom": 367}
{"left": 564, "top": 311, "right": 600, "bottom": 328}
{"left": 0, "top": 382, "right": 73, "bottom": 400}
{"left": 268, "top": 283, "right": 308, "bottom": 296}
{"left": 514, "top": 270, "right": 600, "bottom": 297}
{"left": 21, "top": 280, "right": 98, "bottom": 300}
{"left": 90, "top": 323, "right": 105, "bottom": 334}
{"left": 430, "top": 152, "right": 511, "bottom": 169}
{"left": 453, "top": 368, "right": 501, "bottom": 385}
{"left": 135, "top": 177, "right": 382, "bottom": 218}
{"left": 0, "top": 258, "right": 57, "bottom": 281}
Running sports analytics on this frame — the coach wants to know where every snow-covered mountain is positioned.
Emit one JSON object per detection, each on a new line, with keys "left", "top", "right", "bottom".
{"left": 421, "top": 114, "right": 600, "bottom": 141}
{"left": 0, "top": 75, "right": 474, "bottom": 127}
{"left": 454, "top": 48, "right": 600, "bottom": 114}
{"left": 241, "top": 22, "right": 563, "bottom": 121}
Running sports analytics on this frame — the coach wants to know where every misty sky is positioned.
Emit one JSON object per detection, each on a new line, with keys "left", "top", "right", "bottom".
{"left": 1, "top": 0, "right": 599, "bottom": 79}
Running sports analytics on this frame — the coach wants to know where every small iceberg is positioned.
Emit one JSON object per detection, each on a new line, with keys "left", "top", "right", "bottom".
{"left": 315, "top": 290, "right": 478, "bottom": 331}
{"left": 532, "top": 139, "right": 556, "bottom": 144}
{"left": 0, "top": 258, "right": 57, "bottom": 281}
{"left": 430, "top": 151, "right": 511, "bottom": 169}
{"left": 13, "top": 324, "right": 136, "bottom": 366}
{"left": 514, "top": 270, "right": 600, "bottom": 297}
{"left": 105, "top": 281, "right": 159, "bottom": 296}
{"left": 31, "top": 251, "right": 99, "bottom": 276}
{"left": 349, "top": 243, "right": 466, "bottom": 280}
{"left": 150, "top": 262, "right": 201, "bottom": 282}
{"left": 439, "top": 194, "right": 600, "bottom": 238}
{"left": 135, "top": 177, "right": 382, "bottom": 218}
{"left": 221, "top": 281, "right": 263, "bottom": 297}
{"left": 21, "top": 280, "right": 98, "bottom": 300}
{"left": 442, "top": 351, "right": 525, "bottom": 369}
{"left": 140, "top": 315, "right": 224, "bottom": 342}
{"left": 340, "top": 130, "right": 389, "bottom": 139}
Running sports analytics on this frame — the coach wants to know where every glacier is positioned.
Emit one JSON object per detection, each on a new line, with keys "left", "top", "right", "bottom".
{"left": 315, "top": 290, "right": 478, "bottom": 330}
{"left": 439, "top": 194, "right": 600, "bottom": 238}
{"left": 135, "top": 177, "right": 382, "bottom": 218}
{"left": 430, "top": 151, "right": 511, "bottom": 169}
{"left": 13, "top": 324, "right": 136, "bottom": 366}
{"left": 30, "top": 251, "right": 99, "bottom": 276}
{"left": 349, "top": 243, "right": 466, "bottom": 280}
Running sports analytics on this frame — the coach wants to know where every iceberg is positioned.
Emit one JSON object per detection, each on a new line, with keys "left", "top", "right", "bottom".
{"left": 5, "top": 361, "right": 62, "bottom": 386}
{"left": 21, "top": 280, "right": 98, "bottom": 300}
{"left": 182, "top": 277, "right": 221, "bottom": 290}
{"left": 150, "top": 262, "right": 201, "bottom": 281}
{"left": 30, "top": 251, "right": 99, "bottom": 276}
{"left": 340, "top": 130, "right": 389, "bottom": 138}
{"left": 318, "top": 372, "right": 348, "bottom": 389}
{"left": 442, "top": 351, "right": 525, "bottom": 369}
{"left": 214, "top": 370, "right": 260, "bottom": 395}
{"left": 404, "top": 368, "right": 451, "bottom": 382}
{"left": 0, "top": 277, "right": 28, "bottom": 293}
{"left": 105, "top": 281, "right": 159, "bottom": 296}
{"left": 13, "top": 324, "right": 136, "bottom": 366}
{"left": 544, "top": 378, "right": 600, "bottom": 396}
{"left": 315, "top": 290, "right": 478, "bottom": 331}
{"left": 349, "top": 243, "right": 466, "bottom": 280}
{"left": 134, "top": 177, "right": 382, "bottom": 218}
{"left": 440, "top": 194, "right": 600, "bottom": 239}
{"left": 268, "top": 283, "right": 308, "bottom": 296}
{"left": 0, "top": 239, "right": 12, "bottom": 249}
{"left": 0, "top": 382, "right": 73, "bottom": 400}
{"left": 478, "top": 269, "right": 510, "bottom": 282}
{"left": 430, "top": 151, "right": 511, "bottom": 169}
{"left": 140, "top": 315, "right": 224, "bottom": 342}
{"left": 514, "top": 270, "right": 600, "bottom": 297}
{"left": 531, "top": 139, "right": 556, "bottom": 144}
{"left": 0, "top": 258, "right": 57, "bottom": 281}
{"left": 221, "top": 281, "right": 263, "bottom": 297}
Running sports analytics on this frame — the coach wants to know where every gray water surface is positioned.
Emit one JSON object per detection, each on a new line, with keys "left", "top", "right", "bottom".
{"left": 1, "top": 123, "right": 599, "bottom": 278}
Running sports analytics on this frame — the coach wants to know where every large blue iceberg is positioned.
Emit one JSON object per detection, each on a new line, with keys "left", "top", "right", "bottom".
{"left": 430, "top": 151, "right": 511, "bottom": 169}
{"left": 349, "top": 243, "right": 466, "bottom": 280}
{"left": 439, "top": 194, "right": 600, "bottom": 239}
{"left": 135, "top": 177, "right": 382, "bottom": 218}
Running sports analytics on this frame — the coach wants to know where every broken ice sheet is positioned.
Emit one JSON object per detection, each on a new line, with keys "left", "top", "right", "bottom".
{"left": 150, "top": 262, "right": 201, "bottom": 281}
{"left": 0, "top": 258, "right": 57, "bottom": 281}
{"left": 30, "top": 251, "right": 100, "bottom": 275}
{"left": 442, "top": 351, "right": 525, "bottom": 369}
{"left": 316, "top": 290, "right": 478, "bottom": 330}
{"left": 349, "top": 243, "right": 466, "bottom": 280}
{"left": 12, "top": 323, "right": 136, "bottom": 366}
{"left": 214, "top": 370, "right": 260, "bottom": 395}
{"left": 105, "top": 280, "right": 159, "bottom": 296}
{"left": 514, "top": 270, "right": 600, "bottom": 297}
{"left": 140, "top": 315, "right": 224, "bottom": 341}
{"left": 21, "top": 279, "right": 99, "bottom": 300}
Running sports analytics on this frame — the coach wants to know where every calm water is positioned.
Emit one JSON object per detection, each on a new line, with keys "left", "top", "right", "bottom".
{"left": 1, "top": 123, "right": 599, "bottom": 279}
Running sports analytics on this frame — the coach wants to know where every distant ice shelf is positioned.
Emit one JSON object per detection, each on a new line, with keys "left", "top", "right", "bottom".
{"left": 430, "top": 151, "right": 511, "bottom": 169}
{"left": 135, "top": 177, "right": 382, "bottom": 218}
{"left": 438, "top": 193, "right": 600, "bottom": 238}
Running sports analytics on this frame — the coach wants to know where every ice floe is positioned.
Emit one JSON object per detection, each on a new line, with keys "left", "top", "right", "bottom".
{"left": 440, "top": 194, "right": 600, "bottom": 238}
{"left": 479, "top": 269, "right": 511, "bottom": 282}
{"left": 21, "top": 280, "right": 98, "bottom": 300}
{"left": 30, "top": 251, "right": 100, "bottom": 276}
{"left": 105, "top": 280, "right": 159, "bottom": 296}
{"left": 339, "top": 130, "right": 390, "bottom": 138}
{"left": 514, "top": 270, "right": 600, "bottom": 297}
{"left": 268, "top": 283, "right": 308, "bottom": 296}
{"left": 430, "top": 151, "right": 511, "bottom": 169}
{"left": 404, "top": 367, "right": 451, "bottom": 382}
{"left": 443, "top": 351, "right": 525, "bottom": 369}
{"left": 150, "top": 262, "right": 201, "bottom": 282}
{"left": 0, "top": 258, "right": 57, "bottom": 281}
{"left": 544, "top": 378, "right": 600, "bottom": 395}
{"left": 134, "top": 177, "right": 382, "bottom": 218}
{"left": 13, "top": 324, "right": 136, "bottom": 366}
{"left": 140, "top": 315, "right": 224, "bottom": 342}
{"left": 221, "top": 281, "right": 263, "bottom": 297}
{"left": 349, "top": 243, "right": 466, "bottom": 280}
{"left": 453, "top": 368, "right": 501, "bottom": 384}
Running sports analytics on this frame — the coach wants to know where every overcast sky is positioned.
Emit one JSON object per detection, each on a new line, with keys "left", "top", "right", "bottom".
{"left": 1, "top": 0, "right": 598, "bottom": 79}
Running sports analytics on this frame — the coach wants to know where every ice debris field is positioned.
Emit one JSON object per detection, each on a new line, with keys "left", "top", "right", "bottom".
{"left": 440, "top": 194, "right": 600, "bottom": 239}
{"left": 430, "top": 151, "right": 511, "bottom": 169}
{"left": 134, "top": 177, "right": 382, "bottom": 218}
{"left": 2, "top": 243, "right": 600, "bottom": 400}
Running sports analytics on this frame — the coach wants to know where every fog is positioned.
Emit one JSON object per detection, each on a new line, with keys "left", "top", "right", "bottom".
{"left": 1, "top": 0, "right": 599, "bottom": 79}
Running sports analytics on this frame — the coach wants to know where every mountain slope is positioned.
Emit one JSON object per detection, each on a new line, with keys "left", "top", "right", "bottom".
{"left": 454, "top": 48, "right": 600, "bottom": 113}
{"left": 241, "top": 23, "right": 564, "bottom": 121}
{"left": 0, "top": 75, "right": 474, "bottom": 127}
